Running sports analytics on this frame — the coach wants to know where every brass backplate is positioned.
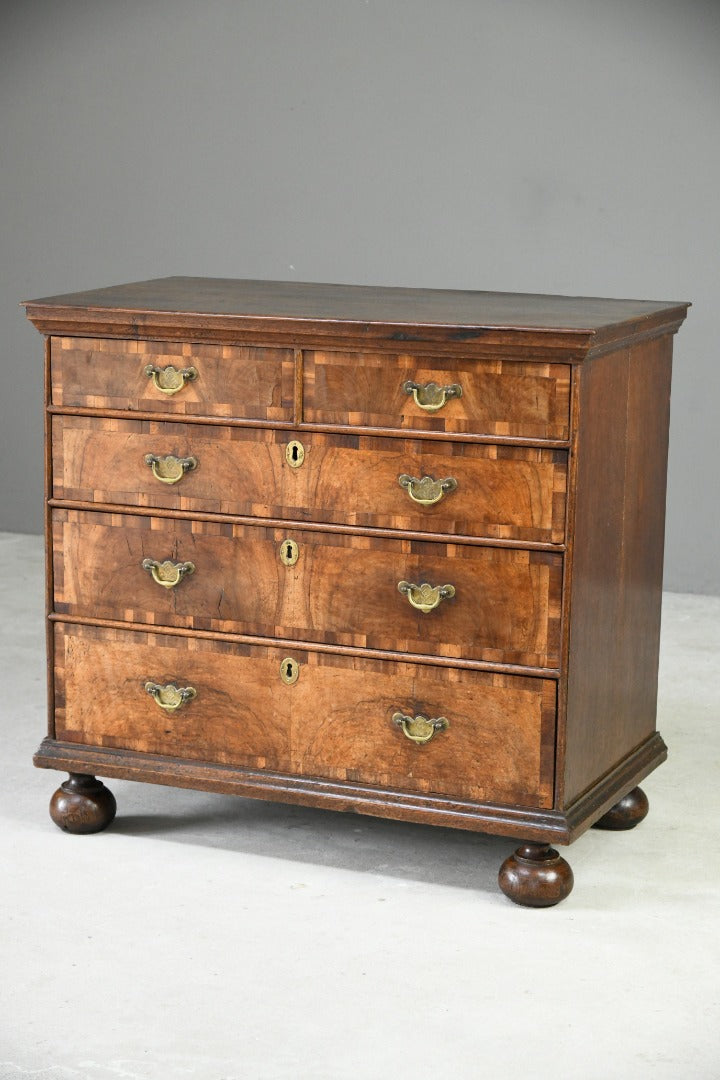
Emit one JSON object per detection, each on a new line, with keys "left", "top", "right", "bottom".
{"left": 280, "top": 657, "right": 300, "bottom": 685}
{"left": 279, "top": 538, "right": 299, "bottom": 566}
{"left": 286, "top": 440, "right": 305, "bottom": 468}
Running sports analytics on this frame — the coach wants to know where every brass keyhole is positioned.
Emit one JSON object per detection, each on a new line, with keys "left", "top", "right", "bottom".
{"left": 279, "top": 538, "right": 299, "bottom": 566}
{"left": 286, "top": 440, "right": 305, "bottom": 468}
{"left": 280, "top": 657, "right": 299, "bottom": 685}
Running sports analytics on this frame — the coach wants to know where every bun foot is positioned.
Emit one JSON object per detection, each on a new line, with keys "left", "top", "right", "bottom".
{"left": 49, "top": 773, "right": 117, "bottom": 834}
{"left": 593, "top": 786, "right": 649, "bottom": 831}
{"left": 498, "top": 843, "right": 574, "bottom": 908}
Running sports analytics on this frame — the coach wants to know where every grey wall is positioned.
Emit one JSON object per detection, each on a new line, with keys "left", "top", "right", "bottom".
{"left": 2, "top": 0, "right": 718, "bottom": 592}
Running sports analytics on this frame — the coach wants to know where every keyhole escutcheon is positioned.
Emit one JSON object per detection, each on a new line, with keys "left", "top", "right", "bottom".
{"left": 280, "top": 657, "right": 300, "bottom": 685}
{"left": 286, "top": 440, "right": 305, "bottom": 468}
{"left": 279, "top": 538, "right": 299, "bottom": 566}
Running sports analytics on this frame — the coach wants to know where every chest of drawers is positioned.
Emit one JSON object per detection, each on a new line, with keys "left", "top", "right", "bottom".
{"left": 24, "top": 278, "right": 689, "bottom": 906}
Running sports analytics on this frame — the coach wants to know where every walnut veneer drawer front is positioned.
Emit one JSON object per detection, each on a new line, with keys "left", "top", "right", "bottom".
{"left": 51, "top": 337, "right": 295, "bottom": 421}
{"left": 53, "top": 510, "right": 562, "bottom": 667}
{"left": 52, "top": 416, "right": 567, "bottom": 543}
{"left": 54, "top": 623, "right": 556, "bottom": 808}
{"left": 304, "top": 351, "right": 571, "bottom": 440}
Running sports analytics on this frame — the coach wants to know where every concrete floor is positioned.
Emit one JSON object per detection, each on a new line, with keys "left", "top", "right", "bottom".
{"left": 0, "top": 530, "right": 718, "bottom": 1080}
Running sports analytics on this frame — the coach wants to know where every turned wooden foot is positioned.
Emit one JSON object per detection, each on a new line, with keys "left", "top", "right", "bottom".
{"left": 593, "top": 786, "right": 649, "bottom": 831}
{"left": 49, "top": 773, "right": 116, "bottom": 834}
{"left": 498, "top": 842, "right": 574, "bottom": 907}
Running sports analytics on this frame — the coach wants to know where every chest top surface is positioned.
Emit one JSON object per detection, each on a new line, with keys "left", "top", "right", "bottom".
{"left": 24, "top": 277, "right": 689, "bottom": 356}
{"left": 25, "top": 275, "right": 688, "bottom": 327}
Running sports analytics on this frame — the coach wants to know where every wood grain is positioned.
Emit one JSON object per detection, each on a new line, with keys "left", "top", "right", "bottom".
{"left": 52, "top": 509, "right": 562, "bottom": 667}
{"left": 562, "top": 334, "right": 674, "bottom": 804}
{"left": 53, "top": 622, "right": 556, "bottom": 808}
{"left": 304, "top": 351, "right": 571, "bottom": 439}
{"left": 51, "top": 416, "right": 567, "bottom": 544}
{"left": 51, "top": 336, "right": 295, "bottom": 421}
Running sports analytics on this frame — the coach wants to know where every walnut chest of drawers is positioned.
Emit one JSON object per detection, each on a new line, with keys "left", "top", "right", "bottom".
{"left": 24, "top": 277, "right": 689, "bottom": 906}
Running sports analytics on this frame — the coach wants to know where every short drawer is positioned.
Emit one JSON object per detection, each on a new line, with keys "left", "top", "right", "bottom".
{"left": 53, "top": 622, "right": 556, "bottom": 809}
{"left": 52, "top": 417, "right": 567, "bottom": 544}
{"left": 51, "top": 336, "right": 295, "bottom": 421}
{"left": 53, "top": 510, "right": 562, "bottom": 668}
{"left": 303, "top": 350, "right": 571, "bottom": 440}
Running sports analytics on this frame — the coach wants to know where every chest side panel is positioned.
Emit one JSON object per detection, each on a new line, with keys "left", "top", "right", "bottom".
{"left": 563, "top": 335, "right": 673, "bottom": 805}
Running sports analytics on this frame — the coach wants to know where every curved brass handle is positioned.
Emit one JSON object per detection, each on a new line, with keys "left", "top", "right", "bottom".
{"left": 144, "top": 681, "right": 196, "bottom": 711}
{"left": 393, "top": 712, "right": 449, "bottom": 745}
{"left": 144, "top": 363, "right": 197, "bottom": 395}
{"left": 397, "top": 580, "right": 456, "bottom": 613}
{"left": 398, "top": 474, "right": 458, "bottom": 506}
{"left": 403, "top": 380, "right": 462, "bottom": 413}
{"left": 142, "top": 558, "right": 195, "bottom": 589}
{"left": 144, "top": 453, "right": 197, "bottom": 485}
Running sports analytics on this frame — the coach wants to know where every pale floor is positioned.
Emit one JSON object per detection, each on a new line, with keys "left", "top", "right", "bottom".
{"left": 0, "top": 531, "right": 718, "bottom": 1080}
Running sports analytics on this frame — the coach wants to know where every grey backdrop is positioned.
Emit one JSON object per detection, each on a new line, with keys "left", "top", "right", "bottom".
{"left": 2, "top": 0, "right": 718, "bottom": 593}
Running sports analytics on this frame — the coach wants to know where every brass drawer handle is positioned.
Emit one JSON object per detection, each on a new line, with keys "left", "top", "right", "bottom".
{"left": 403, "top": 380, "right": 462, "bottom": 413}
{"left": 144, "top": 681, "right": 197, "bottom": 711}
{"left": 141, "top": 558, "right": 195, "bottom": 589}
{"left": 397, "top": 580, "right": 455, "bottom": 613}
{"left": 393, "top": 711, "right": 449, "bottom": 745}
{"left": 144, "top": 363, "right": 197, "bottom": 395}
{"left": 398, "top": 474, "right": 458, "bottom": 506}
{"left": 144, "top": 453, "right": 197, "bottom": 485}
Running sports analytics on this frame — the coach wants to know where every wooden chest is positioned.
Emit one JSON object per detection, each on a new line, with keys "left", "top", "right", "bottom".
{"left": 24, "top": 278, "right": 689, "bottom": 906}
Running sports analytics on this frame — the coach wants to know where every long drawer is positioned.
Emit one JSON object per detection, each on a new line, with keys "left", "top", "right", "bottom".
{"left": 51, "top": 337, "right": 295, "bottom": 421}
{"left": 53, "top": 622, "right": 556, "bottom": 809}
{"left": 51, "top": 416, "right": 567, "bottom": 544}
{"left": 303, "top": 350, "right": 571, "bottom": 440}
{"left": 52, "top": 509, "right": 562, "bottom": 668}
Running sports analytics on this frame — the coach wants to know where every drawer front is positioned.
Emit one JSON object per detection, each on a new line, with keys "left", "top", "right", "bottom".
{"left": 53, "top": 510, "right": 562, "bottom": 668}
{"left": 51, "top": 336, "right": 295, "bottom": 421}
{"left": 54, "top": 623, "right": 556, "bottom": 808}
{"left": 52, "top": 417, "right": 567, "bottom": 544}
{"left": 304, "top": 350, "right": 571, "bottom": 440}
